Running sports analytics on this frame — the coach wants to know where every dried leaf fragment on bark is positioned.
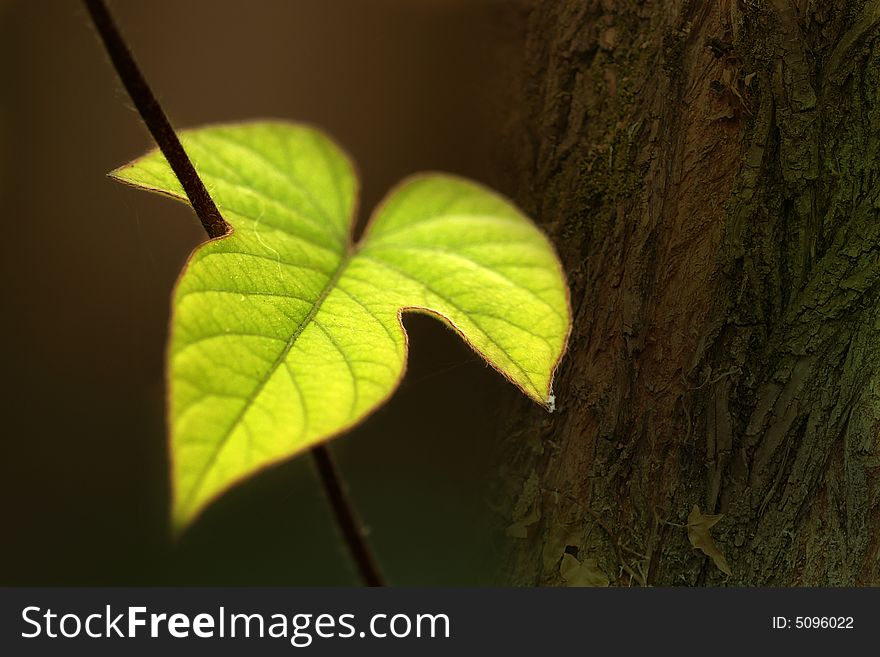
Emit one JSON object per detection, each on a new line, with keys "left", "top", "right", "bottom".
{"left": 559, "top": 554, "right": 609, "bottom": 587}
{"left": 687, "top": 504, "right": 732, "bottom": 576}
{"left": 506, "top": 498, "right": 541, "bottom": 538}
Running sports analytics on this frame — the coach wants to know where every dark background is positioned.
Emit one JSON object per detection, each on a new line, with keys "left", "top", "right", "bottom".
{"left": 0, "top": 0, "right": 538, "bottom": 585}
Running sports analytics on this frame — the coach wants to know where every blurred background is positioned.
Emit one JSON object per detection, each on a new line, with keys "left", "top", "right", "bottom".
{"left": 0, "top": 0, "right": 537, "bottom": 585}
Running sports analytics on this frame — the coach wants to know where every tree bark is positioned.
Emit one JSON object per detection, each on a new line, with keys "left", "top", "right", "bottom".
{"left": 493, "top": 0, "right": 880, "bottom": 586}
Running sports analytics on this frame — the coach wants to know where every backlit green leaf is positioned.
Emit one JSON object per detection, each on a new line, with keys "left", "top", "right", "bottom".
{"left": 111, "top": 121, "right": 570, "bottom": 530}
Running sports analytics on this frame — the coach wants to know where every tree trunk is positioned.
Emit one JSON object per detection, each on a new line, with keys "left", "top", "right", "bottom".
{"left": 493, "top": 0, "right": 880, "bottom": 586}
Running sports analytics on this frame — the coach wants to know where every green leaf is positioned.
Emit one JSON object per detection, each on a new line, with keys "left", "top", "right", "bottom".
{"left": 111, "top": 121, "right": 571, "bottom": 530}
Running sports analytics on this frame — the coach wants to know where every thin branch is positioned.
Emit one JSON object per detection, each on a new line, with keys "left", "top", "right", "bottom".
{"left": 84, "top": 0, "right": 386, "bottom": 587}
{"left": 312, "top": 446, "right": 385, "bottom": 587}
{"left": 83, "top": 0, "right": 228, "bottom": 239}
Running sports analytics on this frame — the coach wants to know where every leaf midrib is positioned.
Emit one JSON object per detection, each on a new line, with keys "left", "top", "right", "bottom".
{"left": 179, "top": 244, "right": 356, "bottom": 513}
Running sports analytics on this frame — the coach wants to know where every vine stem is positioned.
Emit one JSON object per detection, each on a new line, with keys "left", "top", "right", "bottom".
{"left": 83, "top": 0, "right": 386, "bottom": 587}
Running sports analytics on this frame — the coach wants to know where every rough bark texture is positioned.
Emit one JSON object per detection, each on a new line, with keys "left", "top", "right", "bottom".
{"left": 493, "top": 0, "right": 880, "bottom": 585}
